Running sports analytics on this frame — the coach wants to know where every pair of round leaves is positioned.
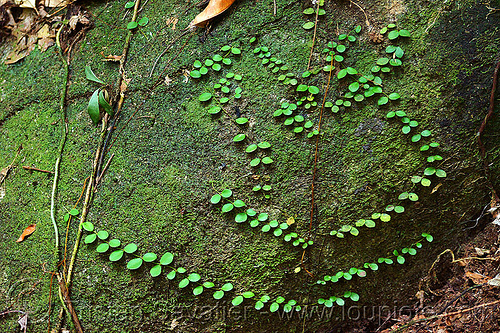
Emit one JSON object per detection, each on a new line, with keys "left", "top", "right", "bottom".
{"left": 213, "top": 282, "right": 234, "bottom": 299}
{"left": 246, "top": 141, "right": 271, "bottom": 153}
{"left": 210, "top": 189, "right": 233, "bottom": 204}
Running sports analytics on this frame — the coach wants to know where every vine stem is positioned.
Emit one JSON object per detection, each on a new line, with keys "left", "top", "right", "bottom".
{"left": 477, "top": 59, "right": 500, "bottom": 205}
{"left": 301, "top": 56, "right": 335, "bottom": 276}
{"left": 65, "top": 0, "right": 142, "bottom": 290}
{"left": 306, "top": 1, "right": 321, "bottom": 71}
{"left": 50, "top": 25, "right": 69, "bottom": 259}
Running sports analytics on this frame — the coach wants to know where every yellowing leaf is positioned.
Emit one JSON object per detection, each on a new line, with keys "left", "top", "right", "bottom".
{"left": 286, "top": 216, "right": 295, "bottom": 226}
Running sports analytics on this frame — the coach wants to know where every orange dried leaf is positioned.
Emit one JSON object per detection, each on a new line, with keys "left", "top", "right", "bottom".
{"left": 16, "top": 224, "right": 36, "bottom": 242}
{"left": 189, "top": 0, "right": 236, "bottom": 28}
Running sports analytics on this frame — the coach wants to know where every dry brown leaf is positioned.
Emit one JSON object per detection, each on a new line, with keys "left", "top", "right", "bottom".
{"left": 101, "top": 51, "right": 122, "bottom": 62}
{"left": 465, "top": 271, "right": 489, "bottom": 284}
{"left": 189, "top": 0, "right": 236, "bottom": 28}
{"left": 16, "top": 224, "right": 36, "bottom": 242}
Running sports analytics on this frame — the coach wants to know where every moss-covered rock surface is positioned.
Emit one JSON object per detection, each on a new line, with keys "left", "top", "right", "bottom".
{"left": 1, "top": 0, "right": 499, "bottom": 331}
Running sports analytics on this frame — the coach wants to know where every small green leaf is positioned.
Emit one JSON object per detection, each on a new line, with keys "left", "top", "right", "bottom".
{"left": 270, "top": 302, "right": 279, "bottom": 312}
{"left": 255, "top": 301, "right": 264, "bottom": 310}
{"left": 143, "top": 253, "right": 157, "bottom": 262}
{"left": 246, "top": 144, "right": 258, "bottom": 153}
{"left": 97, "top": 230, "right": 109, "bottom": 240}
{"left": 243, "top": 291, "right": 255, "bottom": 298}
{"left": 221, "top": 283, "right": 233, "bottom": 291}
{"left": 123, "top": 243, "right": 138, "bottom": 254}
{"left": 98, "top": 90, "right": 113, "bottom": 116}
{"left": 150, "top": 265, "right": 162, "bottom": 277}
{"left": 84, "top": 233, "right": 97, "bottom": 244}
{"left": 109, "top": 238, "right": 121, "bottom": 247}
{"left": 262, "top": 157, "right": 273, "bottom": 164}
{"left": 436, "top": 169, "right": 447, "bottom": 178}
{"left": 85, "top": 66, "right": 105, "bottom": 84}
{"left": 211, "top": 194, "right": 221, "bottom": 204}
{"left": 193, "top": 285, "right": 204, "bottom": 295}
{"left": 213, "top": 290, "right": 224, "bottom": 299}
{"left": 222, "top": 203, "right": 234, "bottom": 213}
{"left": 138, "top": 17, "right": 149, "bottom": 26}
{"left": 179, "top": 278, "right": 190, "bottom": 288}
{"left": 124, "top": 1, "right": 135, "bottom": 8}
{"left": 188, "top": 273, "right": 201, "bottom": 282}
{"left": 82, "top": 222, "right": 94, "bottom": 232}
{"left": 87, "top": 89, "right": 101, "bottom": 124}
{"left": 109, "top": 250, "right": 124, "bottom": 262}
{"left": 233, "top": 134, "right": 246, "bottom": 142}
{"left": 127, "top": 258, "right": 143, "bottom": 270}
{"left": 199, "top": 93, "right": 212, "bottom": 102}
{"left": 127, "top": 21, "right": 138, "bottom": 30}
{"left": 203, "top": 282, "right": 215, "bottom": 288}
{"left": 160, "top": 252, "right": 174, "bottom": 265}
{"left": 389, "top": 92, "right": 400, "bottom": 100}
{"left": 167, "top": 270, "right": 176, "bottom": 280}
{"left": 232, "top": 295, "right": 244, "bottom": 306}
{"left": 250, "top": 158, "right": 261, "bottom": 167}
{"left": 388, "top": 30, "right": 399, "bottom": 39}
{"left": 221, "top": 189, "right": 232, "bottom": 198}
{"left": 303, "top": 22, "right": 315, "bottom": 30}
{"left": 235, "top": 212, "right": 248, "bottom": 223}
{"left": 378, "top": 96, "right": 389, "bottom": 105}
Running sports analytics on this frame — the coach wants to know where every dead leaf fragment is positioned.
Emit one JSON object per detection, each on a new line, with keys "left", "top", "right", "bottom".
{"left": 189, "top": 0, "right": 236, "bottom": 28}
{"left": 286, "top": 216, "right": 295, "bottom": 226}
{"left": 16, "top": 224, "right": 36, "bottom": 242}
{"left": 465, "top": 271, "right": 489, "bottom": 284}
{"left": 101, "top": 51, "right": 122, "bottom": 62}
{"left": 18, "top": 312, "right": 27, "bottom": 332}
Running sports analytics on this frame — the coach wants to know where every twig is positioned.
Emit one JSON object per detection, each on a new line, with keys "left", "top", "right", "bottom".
{"left": 273, "top": 0, "right": 277, "bottom": 16}
{"left": 149, "top": 29, "right": 192, "bottom": 77}
{"left": 95, "top": 153, "right": 114, "bottom": 186}
{"left": 389, "top": 299, "right": 500, "bottom": 333}
{"left": 22, "top": 166, "right": 54, "bottom": 174}
{"left": 477, "top": 59, "right": 500, "bottom": 204}
{"left": 0, "top": 145, "right": 22, "bottom": 185}
{"left": 56, "top": 273, "right": 83, "bottom": 333}
{"left": 349, "top": 0, "right": 371, "bottom": 27}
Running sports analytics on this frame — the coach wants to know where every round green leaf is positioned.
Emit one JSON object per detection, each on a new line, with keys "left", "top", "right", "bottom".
{"left": 127, "top": 258, "right": 143, "bottom": 270}
{"left": 233, "top": 134, "right": 246, "bottom": 142}
{"left": 96, "top": 243, "right": 109, "bottom": 253}
{"left": 199, "top": 93, "right": 212, "bottom": 102}
{"left": 222, "top": 203, "right": 234, "bottom": 213}
{"left": 143, "top": 252, "right": 157, "bottom": 262}
{"left": 270, "top": 302, "right": 279, "bottom": 312}
{"left": 232, "top": 295, "right": 244, "bottom": 306}
{"left": 213, "top": 290, "right": 224, "bottom": 299}
{"left": 160, "top": 252, "right": 174, "bottom": 265}
{"left": 127, "top": 21, "right": 138, "bottom": 30}
{"left": 138, "top": 17, "right": 149, "bottom": 26}
{"left": 188, "top": 273, "right": 201, "bottom": 282}
{"left": 123, "top": 243, "right": 138, "bottom": 254}
{"left": 246, "top": 144, "right": 258, "bottom": 153}
{"left": 250, "top": 158, "right": 261, "bottom": 167}
{"left": 211, "top": 194, "right": 221, "bottom": 204}
{"left": 97, "top": 230, "right": 109, "bottom": 240}
{"left": 262, "top": 157, "right": 273, "bottom": 164}
{"left": 150, "top": 265, "right": 162, "bottom": 277}
{"left": 221, "top": 283, "right": 233, "bottom": 291}
{"left": 303, "top": 22, "right": 315, "bottom": 30}
{"left": 82, "top": 222, "right": 94, "bottom": 232}
{"left": 193, "top": 285, "right": 204, "bottom": 295}
{"left": 220, "top": 189, "right": 232, "bottom": 198}
{"left": 109, "top": 239, "right": 121, "bottom": 247}
{"left": 125, "top": 1, "right": 135, "bottom": 8}
{"left": 179, "top": 278, "right": 190, "bottom": 288}
{"left": 109, "top": 250, "right": 124, "bottom": 262}
{"left": 235, "top": 212, "right": 248, "bottom": 223}
{"left": 84, "top": 233, "right": 97, "bottom": 244}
